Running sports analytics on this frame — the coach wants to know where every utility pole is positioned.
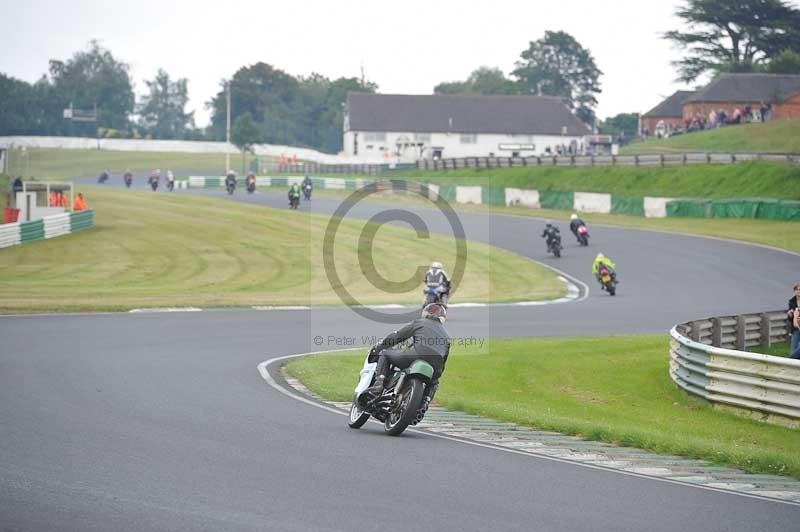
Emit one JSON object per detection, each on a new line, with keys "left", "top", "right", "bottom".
{"left": 225, "top": 81, "right": 231, "bottom": 173}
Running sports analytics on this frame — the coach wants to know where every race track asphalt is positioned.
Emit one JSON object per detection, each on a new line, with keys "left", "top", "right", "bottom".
{"left": 0, "top": 180, "right": 797, "bottom": 531}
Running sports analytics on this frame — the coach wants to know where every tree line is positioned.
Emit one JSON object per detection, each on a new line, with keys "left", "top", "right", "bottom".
{"left": 1, "top": 0, "right": 799, "bottom": 152}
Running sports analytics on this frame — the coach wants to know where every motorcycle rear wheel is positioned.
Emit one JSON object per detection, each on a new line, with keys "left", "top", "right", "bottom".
{"left": 553, "top": 246, "right": 561, "bottom": 258}
{"left": 384, "top": 378, "right": 424, "bottom": 436}
{"left": 348, "top": 400, "right": 370, "bottom": 428}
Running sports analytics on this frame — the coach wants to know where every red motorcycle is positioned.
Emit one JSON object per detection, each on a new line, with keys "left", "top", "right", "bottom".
{"left": 576, "top": 224, "right": 589, "bottom": 246}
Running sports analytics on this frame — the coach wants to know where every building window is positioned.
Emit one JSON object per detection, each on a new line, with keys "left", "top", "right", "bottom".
{"left": 460, "top": 134, "right": 477, "bottom": 144}
{"left": 414, "top": 133, "right": 431, "bottom": 142}
{"left": 364, "top": 132, "right": 386, "bottom": 142}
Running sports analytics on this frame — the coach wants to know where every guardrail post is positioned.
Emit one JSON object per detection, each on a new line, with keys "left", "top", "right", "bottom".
{"left": 712, "top": 317, "right": 722, "bottom": 347}
{"left": 634, "top": 155, "right": 639, "bottom": 167}
{"left": 706, "top": 153, "right": 712, "bottom": 164}
{"left": 611, "top": 155, "right": 616, "bottom": 166}
{"left": 760, "top": 312, "right": 772, "bottom": 347}
{"left": 690, "top": 321, "right": 701, "bottom": 342}
{"left": 590, "top": 155, "right": 595, "bottom": 167}
{"left": 682, "top": 153, "right": 687, "bottom": 165}
{"left": 736, "top": 315, "right": 747, "bottom": 350}
{"left": 660, "top": 154, "right": 665, "bottom": 167}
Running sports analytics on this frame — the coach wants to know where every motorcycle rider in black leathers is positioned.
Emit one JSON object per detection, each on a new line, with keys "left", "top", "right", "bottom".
{"left": 569, "top": 213, "right": 586, "bottom": 240}
{"left": 541, "top": 221, "right": 560, "bottom": 252}
{"left": 302, "top": 175, "right": 313, "bottom": 199}
{"left": 225, "top": 171, "right": 236, "bottom": 192}
{"left": 366, "top": 303, "right": 449, "bottom": 411}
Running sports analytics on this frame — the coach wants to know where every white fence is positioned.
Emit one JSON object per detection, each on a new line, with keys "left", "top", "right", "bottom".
{"left": 670, "top": 311, "right": 800, "bottom": 428}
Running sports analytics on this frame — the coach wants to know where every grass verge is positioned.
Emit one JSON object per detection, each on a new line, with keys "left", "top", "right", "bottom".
{"left": 285, "top": 336, "right": 800, "bottom": 478}
{"left": 0, "top": 186, "right": 563, "bottom": 313}
{"left": 4, "top": 147, "right": 258, "bottom": 180}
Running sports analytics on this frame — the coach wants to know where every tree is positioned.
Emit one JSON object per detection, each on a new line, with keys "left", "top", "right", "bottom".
{"left": 664, "top": 0, "right": 800, "bottom": 82}
{"left": 511, "top": 31, "right": 602, "bottom": 125}
{"left": 137, "top": 69, "right": 195, "bottom": 139}
{"left": 48, "top": 40, "right": 135, "bottom": 133}
{"left": 208, "top": 62, "right": 377, "bottom": 153}
{"left": 434, "top": 67, "right": 519, "bottom": 95}
{"left": 597, "top": 113, "right": 639, "bottom": 142}
{"left": 766, "top": 48, "right": 800, "bottom": 74}
{"left": 231, "top": 112, "right": 261, "bottom": 174}
{"left": 0, "top": 74, "right": 37, "bottom": 135}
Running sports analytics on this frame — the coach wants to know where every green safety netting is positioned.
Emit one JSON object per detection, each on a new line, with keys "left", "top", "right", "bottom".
{"left": 436, "top": 185, "right": 456, "bottom": 203}
{"left": 539, "top": 191, "right": 574, "bottom": 210}
{"left": 611, "top": 195, "right": 645, "bottom": 217}
{"left": 481, "top": 187, "right": 506, "bottom": 206}
{"left": 667, "top": 198, "right": 800, "bottom": 220}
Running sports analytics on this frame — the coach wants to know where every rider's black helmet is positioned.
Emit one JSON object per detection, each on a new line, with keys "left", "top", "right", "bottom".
{"left": 422, "top": 302, "right": 447, "bottom": 323}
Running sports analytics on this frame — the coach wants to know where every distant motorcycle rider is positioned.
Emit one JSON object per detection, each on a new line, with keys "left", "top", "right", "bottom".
{"left": 288, "top": 183, "right": 301, "bottom": 206}
{"left": 366, "top": 303, "right": 450, "bottom": 408}
{"left": 592, "top": 253, "right": 617, "bottom": 283}
{"left": 165, "top": 170, "right": 175, "bottom": 191}
{"left": 225, "top": 171, "right": 236, "bottom": 191}
{"left": 148, "top": 169, "right": 160, "bottom": 191}
{"left": 302, "top": 175, "right": 313, "bottom": 200}
{"left": 424, "top": 261, "right": 450, "bottom": 306}
{"left": 569, "top": 213, "right": 586, "bottom": 237}
{"left": 541, "top": 221, "right": 560, "bottom": 252}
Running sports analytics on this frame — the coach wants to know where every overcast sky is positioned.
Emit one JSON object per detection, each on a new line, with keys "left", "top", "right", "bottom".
{"left": 3, "top": 0, "right": 799, "bottom": 127}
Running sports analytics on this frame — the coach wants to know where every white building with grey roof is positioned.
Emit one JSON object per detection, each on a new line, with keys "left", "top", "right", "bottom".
{"left": 343, "top": 93, "right": 591, "bottom": 161}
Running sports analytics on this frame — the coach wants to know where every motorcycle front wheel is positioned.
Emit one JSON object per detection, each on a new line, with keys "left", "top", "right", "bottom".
{"left": 348, "top": 399, "right": 370, "bottom": 429}
{"left": 384, "top": 378, "right": 424, "bottom": 436}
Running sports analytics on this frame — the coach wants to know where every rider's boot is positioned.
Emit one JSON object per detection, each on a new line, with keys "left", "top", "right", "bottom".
{"left": 366, "top": 376, "right": 385, "bottom": 396}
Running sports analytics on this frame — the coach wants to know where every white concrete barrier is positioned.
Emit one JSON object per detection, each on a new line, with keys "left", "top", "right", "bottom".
{"left": 324, "top": 178, "right": 346, "bottom": 190}
{"left": 505, "top": 188, "right": 540, "bottom": 208}
{"left": 43, "top": 213, "right": 71, "bottom": 239}
{"left": 456, "top": 186, "right": 482, "bottom": 205}
{"left": 644, "top": 197, "right": 674, "bottom": 218}
{"left": 574, "top": 192, "right": 612, "bottom": 213}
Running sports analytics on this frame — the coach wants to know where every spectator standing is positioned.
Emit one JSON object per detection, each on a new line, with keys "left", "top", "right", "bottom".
{"left": 49, "top": 191, "right": 58, "bottom": 207}
{"left": 73, "top": 192, "right": 87, "bottom": 212}
{"left": 788, "top": 283, "right": 800, "bottom": 359}
{"left": 11, "top": 176, "right": 23, "bottom": 207}
{"left": 760, "top": 102, "right": 768, "bottom": 122}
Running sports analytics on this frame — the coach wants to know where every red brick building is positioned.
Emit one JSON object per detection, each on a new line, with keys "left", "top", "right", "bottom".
{"left": 641, "top": 90, "right": 695, "bottom": 137}
{"left": 682, "top": 73, "right": 800, "bottom": 122}
{"left": 641, "top": 74, "right": 800, "bottom": 136}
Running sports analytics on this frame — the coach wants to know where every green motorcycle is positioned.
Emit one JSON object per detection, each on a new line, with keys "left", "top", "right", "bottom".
{"left": 348, "top": 350, "right": 436, "bottom": 436}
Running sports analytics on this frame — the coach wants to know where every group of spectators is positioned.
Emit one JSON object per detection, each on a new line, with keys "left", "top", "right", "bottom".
{"left": 6, "top": 176, "right": 87, "bottom": 214}
{"left": 788, "top": 283, "right": 800, "bottom": 359}
{"left": 646, "top": 102, "right": 774, "bottom": 140}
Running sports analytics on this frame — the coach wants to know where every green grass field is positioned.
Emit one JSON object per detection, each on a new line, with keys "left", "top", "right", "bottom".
{"left": 4, "top": 147, "right": 258, "bottom": 180}
{"left": 622, "top": 120, "right": 800, "bottom": 155}
{"left": 285, "top": 336, "right": 800, "bottom": 478}
{"left": 383, "top": 161, "right": 800, "bottom": 200}
{"left": 0, "top": 186, "right": 563, "bottom": 313}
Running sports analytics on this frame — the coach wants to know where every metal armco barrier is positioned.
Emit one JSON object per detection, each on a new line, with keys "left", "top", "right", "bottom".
{"left": 670, "top": 311, "right": 800, "bottom": 428}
